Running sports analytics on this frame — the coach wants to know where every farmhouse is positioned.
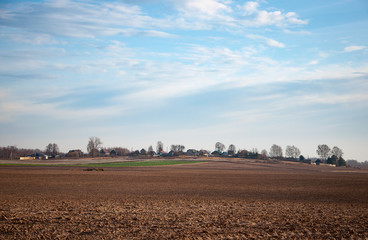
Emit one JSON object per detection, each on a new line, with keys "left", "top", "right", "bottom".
{"left": 199, "top": 150, "right": 210, "bottom": 156}
{"left": 110, "top": 149, "right": 117, "bottom": 157}
{"left": 211, "top": 151, "right": 222, "bottom": 157}
{"left": 99, "top": 149, "right": 109, "bottom": 156}
{"left": 66, "top": 149, "right": 83, "bottom": 158}
{"left": 186, "top": 149, "right": 198, "bottom": 156}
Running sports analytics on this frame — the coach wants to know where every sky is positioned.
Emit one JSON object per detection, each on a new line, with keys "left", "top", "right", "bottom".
{"left": 0, "top": 0, "right": 367, "bottom": 161}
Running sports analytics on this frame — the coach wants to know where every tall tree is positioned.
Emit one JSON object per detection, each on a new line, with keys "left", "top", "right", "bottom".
{"left": 330, "top": 146, "right": 343, "bottom": 159}
{"left": 114, "top": 147, "right": 130, "bottom": 156}
{"left": 148, "top": 145, "right": 153, "bottom": 153}
{"left": 327, "top": 155, "right": 338, "bottom": 165}
{"left": 178, "top": 145, "right": 185, "bottom": 152}
{"left": 337, "top": 157, "right": 346, "bottom": 167}
{"left": 1, "top": 146, "right": 18, "bottom": 160}
{"left": 251, "top": 148, "right": 258, "bottom": 154}
{"left": 156, "top": 141, "right": 164, "bottom": 153}
{"left": 285, "top": 145, "right": 301, "bottom": 159}
{"left": 170, "top": 145, "right": 185, "bottom": 152}
{"left": 52, "top": 143, "right": 59, "bottom": 156}
{"left": 261, "top": 149, "right": 268, "bottom": 157}
{"left": 45, "top": 143, "right": 59, "bottom": 156}
{"left": 87, "top": 137, "right": 102, "bottom": 157}
{"left": 270, "top": 144, "right": 283, "bottom": 158}
{"left": 45, "top": 143, "right": 53, "bottom": 156}
{"left": 316, "top": 144, "right": 330, "bottom": 161}
{"left": 215, "top": 142, "right": 225, "bottom": 152}
{"left": 228, "top": 144, "right": 236, "bottom": 154}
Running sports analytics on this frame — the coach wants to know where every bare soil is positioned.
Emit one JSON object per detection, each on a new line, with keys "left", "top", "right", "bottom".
{"left": 0, "top": 159, "right": 367, "bottom": 239}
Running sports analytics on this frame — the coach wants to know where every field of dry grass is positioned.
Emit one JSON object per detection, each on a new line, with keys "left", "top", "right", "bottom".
{"left": 0, "top": 159, "right": 367, "bottom": 239}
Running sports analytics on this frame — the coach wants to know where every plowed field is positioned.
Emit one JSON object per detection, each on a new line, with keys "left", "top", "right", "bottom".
{"left": 0, "top": 159, "right": 367, "bottom": 239}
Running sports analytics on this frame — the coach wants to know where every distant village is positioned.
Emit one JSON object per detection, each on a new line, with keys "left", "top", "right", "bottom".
{"left": 0, "top": 137, "right": 368, "bottom": 168}
{"left": 1, "top": 137, "right": 367, "bottom": 168}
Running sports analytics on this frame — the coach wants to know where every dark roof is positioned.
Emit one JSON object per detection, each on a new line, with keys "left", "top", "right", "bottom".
{"left": 27, "top": 153, "right": 45, "bottom": 157}
{"left": 69, "top": 149, "right": 83, "bottom": 153}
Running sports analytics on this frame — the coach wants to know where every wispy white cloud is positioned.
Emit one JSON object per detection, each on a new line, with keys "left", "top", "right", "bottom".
{"left": 174, "top": 0, "right": 308, "bottom": 30}
{"left": 0, "top": 1, "right": 174, "bottom": 38}
{"left": 253, "top": 10, "right": 307, "bottom": 27}
{"left": 0, "top": 32, "right": 62, "bottom": 45}
{"left": 239, "top": 1, "right": 307, "bottom": 27}
{"left": 142, "top": 30, "right": 177, "bottom": 38}
{"left": 180, "top": 0, "right": 232, "bottom": 17}
{"left": 0, "top": 0, "right": 309, "bottom": 41}
{"left": 100, "top": 46, "right": 368, "bottom": 110}
{"left": 246, "top": 34, "right": 285, "bottom": 48}
{"left": 285, "top": 12, "right": 308, "bottom": 25}
{"left": 242, "top": 1, "right": 259, "bottom": 16}
{"left": 300, "top": 94, "right": 368, "bottom": 105}
{"left": 2, "top": 34, "right": 367, "bottom": 125}
{"left": 173, "top": 0, "right": 236, "bottom": 30}
{"left": 265, "top": 38, "right": 285, "bottom": 48}
{"left": 283, "top": 29, "right": 311, "bottom": 35}
{"left": 294, "top": 64, "right": 368, "bottom": 82}
{"left": 308, "top": 60, "right": 319, "bottom": 65}
{"left": 0, "top": 83, "right": 132, "bottom": 123}
{"left": 318, "top": 52, "right": 330, "bottom": 58}
{"left": 0, "top": 97, "right": 123, "bottom": 123}
{"left": 344, "top": 45, "right": 366, "bottom": 52}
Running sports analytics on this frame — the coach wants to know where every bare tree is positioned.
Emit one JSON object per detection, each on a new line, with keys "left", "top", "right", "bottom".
{"left": 114, "top": 147, "right": 130, "bottom": 156}
{"left": 330, "top": 146, "right": 343, "bottom": 159}
{"left": 87, "top": 137, "right": 102, "bottom": 157}
{"left": 346, "top": 160, "right": 368, "bottom": 169}
{"left": 156, "top": 141, "right": 164, "bottom": 153}
{"left": 251, "top": 148, "right": 258, "bottom": 154}
{"left": 1, "top": 146, "right": 18, "bottom": 160}
{"left": 147, "top": 145, "right": 155, "bottom": 155}
{"left": 285, "top": 145, "right": 292, "bottom": 158}
{"left": 170, "top": 145, "right": 176, "bottom": 152}
{"left": 178, "top": 145, "right": 185, "bottom": 152}
{"left": 148, "top": 145, "right": 153, "bottom": 152}
{"left": 270, "top": 144, "right": 283, "bottom": 158}
{"left": 293, "top": 146, "right": 301, "bottom": 159}
{"left": 261, "top": 149, "right": 268, "bottom": 157}
{"left": 285, "top": 145, "right": 301, "bottom": 159}
{"left": 46, "top": 143, "right": 59, "bottom": 156}
{"left": 171, "top": 145, "right": 185, "bottom": 152}
{"left": 215, "top": 142, "right": 225, "bottom": 152}
{"left": 316, "top": 144, "right": 330, "bottom": 161}
{"left": 45, "top": 143, "right": 53, "bottom": 156}
{"left": 52, "top": 143, "right": 59, "bottom": 156}
{"left": 228, "top": 144, "right": 236, "bottom": 154}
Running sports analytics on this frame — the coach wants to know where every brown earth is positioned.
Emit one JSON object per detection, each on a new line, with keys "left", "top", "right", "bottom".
{"left": 0, "top": 159, "right": 367, "bottom": 239}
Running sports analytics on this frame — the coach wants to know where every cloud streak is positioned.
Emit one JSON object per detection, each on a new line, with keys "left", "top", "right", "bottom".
{"left": 246, "top": 34, "right": 285, "bottom": 48}
{"left": 344, "top": 45, "right": 366, "bottom": 52}
{"left": 1, "top": 0, "right": 309, "bottom": 40}
{"left": 240, "top": 1, "right": 308, "bottom": 27}
{"left": 0, "top": 1, "right": 174, "bottom": 38}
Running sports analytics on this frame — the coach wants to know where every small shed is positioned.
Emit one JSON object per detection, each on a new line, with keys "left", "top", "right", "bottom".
{"left": 110, "top": 149, "right": 117, "bottom": 157}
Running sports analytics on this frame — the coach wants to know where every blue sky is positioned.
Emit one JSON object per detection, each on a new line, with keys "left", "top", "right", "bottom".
{"left": 1, "top": 0, "right": 367, "bottom": 161}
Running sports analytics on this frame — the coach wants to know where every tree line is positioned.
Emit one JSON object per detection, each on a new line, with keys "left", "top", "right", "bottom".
{"left": 0, "top": 137, "right": 352, "bottom": 167}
